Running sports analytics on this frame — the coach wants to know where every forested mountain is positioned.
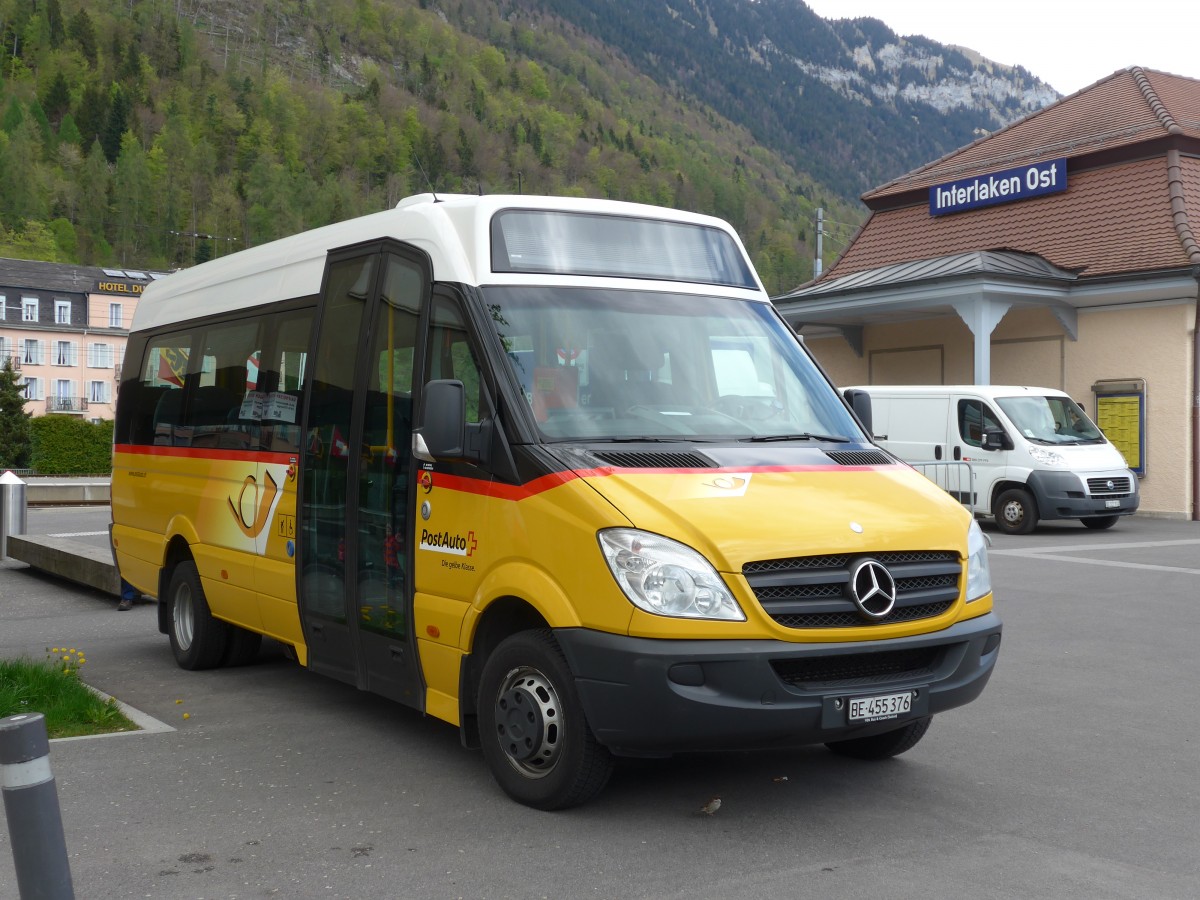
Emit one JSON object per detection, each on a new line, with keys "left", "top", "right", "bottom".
{"left": 0, "top": 0, "right": 1056, "bottom": 294}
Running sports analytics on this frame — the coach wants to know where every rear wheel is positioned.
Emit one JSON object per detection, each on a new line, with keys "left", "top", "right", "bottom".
{"left": 478, "top": 629, "right": 613, "bottom": 810}
{"left": 167, "top": 560, "right": 230, "bottom": 670}
{"left": 826, "top": 716, "right": 932, "bottom": 760}
{"left": 994, "top": 487, "right": 1037, "bottom": 535}
{"left": 1081, "top": 515, "right": 1118, "bottom": 530}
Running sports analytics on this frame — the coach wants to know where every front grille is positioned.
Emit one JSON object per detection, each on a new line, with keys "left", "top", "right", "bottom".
{"left": 744, "top": 551, "right": 960, "bottom": 629}
{"left": 1087, "top": 476, "right": 1132, "bottom": 496}
{"left": 771, "top": 646, "right": 943, "bottom": 688}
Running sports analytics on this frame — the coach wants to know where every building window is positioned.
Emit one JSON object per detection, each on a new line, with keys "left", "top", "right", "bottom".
{"left": 0, "top": 294, "right": 6, "bottom": 320}
{"left": 51, "top": 379, "right": 75, "bottom": 410}
{"left": 21, "top": 376, "right": 42, "bottom": 401}
{"left": 55, "top": 299, "right": 71, "bottom": 324}
{"left": 109, "top": 303, "right": 123, "bottom": 328}
{"left": 89, "top": 380, "right": 111, "bottom": 404}
{"left": 22, "top": 339, "right": 43, "bottom": 365}
{"left": 88, "top": 342, "right": 114, "bottom": 368}
{"left": 55, "top": 341, "right": 77, "bottom": 366}
{"left": 22, "top": 297, "right": 38, "bottom": 322}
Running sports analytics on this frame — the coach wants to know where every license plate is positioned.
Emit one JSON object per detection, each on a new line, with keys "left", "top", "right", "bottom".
{"left": 1105, "top": 499, "right": 1120, "bottom": 508}
{"left": 848, "top": 691, "right": 912, "bottom": 722}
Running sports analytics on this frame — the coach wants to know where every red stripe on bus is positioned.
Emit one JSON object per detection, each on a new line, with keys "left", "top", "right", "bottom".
{"left": 113, "top": 444, "right": 294, "bottom": 465}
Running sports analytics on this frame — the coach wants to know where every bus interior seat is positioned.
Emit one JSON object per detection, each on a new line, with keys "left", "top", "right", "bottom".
{"left": 152, "top": 389, "right": 185, "bottom": 445}
{"left": 588, "top": 331, "right": 671, "bottom": 410}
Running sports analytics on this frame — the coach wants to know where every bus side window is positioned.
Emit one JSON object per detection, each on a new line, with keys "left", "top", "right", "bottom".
{"left": 426, "top": 296, "right": 487, "bottom": 424}
{"left": 259, "top": 309, "right": 313, "bottom": 453}
{"left": 141, "top": 334, "right": 192, "bottom": 446}
{"left": 190, "top": 321, "right": 263, "bottom": 450}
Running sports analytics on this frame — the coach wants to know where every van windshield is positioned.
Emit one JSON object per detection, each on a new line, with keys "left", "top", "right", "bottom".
{"left": 482, "top": 286, "right": 863, "bottom": 443}
{"left": 996, "top": 395, "right": 1106, "bottom": 445}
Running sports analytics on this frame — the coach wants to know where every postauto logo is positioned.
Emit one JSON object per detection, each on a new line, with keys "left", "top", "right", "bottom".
{"left": 419, "top": 528, "right": 478, "bottom": 557}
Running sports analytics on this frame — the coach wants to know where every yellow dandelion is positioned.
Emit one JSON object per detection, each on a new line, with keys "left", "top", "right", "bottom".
{"left": 175, "top": 699, "right": 183, "bottom": 704}
{"left": 182, "top": 712, "right": 191, "bottom": 720}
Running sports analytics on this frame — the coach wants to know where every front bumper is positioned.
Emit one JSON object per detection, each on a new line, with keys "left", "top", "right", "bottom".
{"left": 555, "top": 611, "right": 1001, "bottom": 756}
{"left": 1027, "top": 469, "right": 1139, "bottom": 521}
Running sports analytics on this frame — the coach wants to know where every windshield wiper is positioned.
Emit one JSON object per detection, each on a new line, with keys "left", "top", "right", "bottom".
{"left": 741, "top": 432, "right": 850, "bottom": 443}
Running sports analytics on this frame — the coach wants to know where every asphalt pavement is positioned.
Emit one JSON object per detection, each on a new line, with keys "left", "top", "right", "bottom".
{"left": 1, "top": 508, "right": 1199, "bottom": 899}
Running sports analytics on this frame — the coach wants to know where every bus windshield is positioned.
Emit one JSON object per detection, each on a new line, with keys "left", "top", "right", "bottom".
{"left": 483, "top": 286, "right": 864, "bottom": 443}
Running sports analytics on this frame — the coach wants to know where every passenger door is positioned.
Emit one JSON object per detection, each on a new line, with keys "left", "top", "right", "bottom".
{"left": 955, "top": 397, "right": 1008, "bottom": 515}
{"left": 298, "top": 246, "right": 426, "bottom": 708}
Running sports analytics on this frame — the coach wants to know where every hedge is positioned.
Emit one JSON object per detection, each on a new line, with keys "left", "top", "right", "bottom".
{"left": 30, "top": 417, "right": 115, "bottom": 475}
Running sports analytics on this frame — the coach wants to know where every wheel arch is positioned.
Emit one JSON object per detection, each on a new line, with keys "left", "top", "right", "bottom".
{"left": 457, "top": 594, "right": 551, "bottom": 749}
{"left": 989, "top": 478, "right": 1031, "bottom": 514}
{"left": 156, "top": 534, "right": 196, "bottom": 635}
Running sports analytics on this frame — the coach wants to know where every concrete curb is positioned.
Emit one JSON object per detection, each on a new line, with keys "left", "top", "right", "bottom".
{"left": 4, "top": 535, "right": 120, "bottom": 596}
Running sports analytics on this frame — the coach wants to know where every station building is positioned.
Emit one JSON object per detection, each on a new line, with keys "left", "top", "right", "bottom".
{"left": 0, "top": 258, "right": 164, "bottom": 421}
{"left": 775, "top": 67, "right": 1200, "bottom": 519}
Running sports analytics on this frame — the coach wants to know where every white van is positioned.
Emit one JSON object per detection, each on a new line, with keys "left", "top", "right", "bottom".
{"left": 844, "top": 385, "right": 1139, "bottom": 534}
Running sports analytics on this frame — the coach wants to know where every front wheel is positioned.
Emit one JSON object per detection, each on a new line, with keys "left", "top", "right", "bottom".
{"left": 994, "top": 487, "right": 1038, "bottom": 535}
{"left": 1082, "top": 515, "right": 1119, "bottom": 530}
{"left": 166, "top": 560, "right": 230, "bottom": 670}
{"left": 825, "top": 716, "right": 932, "bottom": 760}
{"left": 477, "top": 629, "right": 613, "bottom": 810}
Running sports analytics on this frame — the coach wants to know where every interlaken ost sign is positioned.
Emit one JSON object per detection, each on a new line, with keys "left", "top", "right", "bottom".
{"left": 929, "top": 158, "right": 1067, "bottom": 217}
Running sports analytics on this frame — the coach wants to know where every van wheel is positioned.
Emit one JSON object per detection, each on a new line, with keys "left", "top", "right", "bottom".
{"left": 826, "top": 717, "right": 932, "bottom": 760}
{"left": 167, "top": 560, "right": 230, "bottom": 670}
{"left": 995, "top": 488, "right": 1037, "bottom": 535}
{"left": 478, "top": 629, "right": 613, "bottom": 810}
{"left": 1081, "top": 515, "right": 1118, "bottom": 530}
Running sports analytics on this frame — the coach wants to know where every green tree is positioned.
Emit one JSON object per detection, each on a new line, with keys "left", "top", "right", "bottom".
{"left": 0, "top": 358, "right": 33, "bottom": 470}
{"left": 68, "top": 9, "right": 98, "bottom": 66}
{"left": 43, "top": 70, "right": 71, "bottom": 125}
{"left": 101, "top": 85, "right": 129, "bottom": 163}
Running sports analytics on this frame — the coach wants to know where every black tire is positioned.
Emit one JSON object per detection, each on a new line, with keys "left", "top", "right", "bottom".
{"left": 221, "top": 627, "right": 263, "bottom": 666}
{"left": 477, "top": 629, "right": 613, "bottom": 810}
{"left": 994, "top": 487, "right": 1038, "bottom": 535}
{"left": 1082, "top": 515, "right": 1119, "bottom": 530}
{"left": 166, "top": 560, "right": 230, "bottom": 670}
{"left": 825, "top": 716, "right": 932, "bottom": 760}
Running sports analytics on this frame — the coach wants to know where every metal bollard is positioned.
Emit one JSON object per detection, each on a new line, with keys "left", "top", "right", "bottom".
{"left": 0, "top": 713, "right": 75, "bottom": 900}
{"left": 0, "top": 470, "right": 28, "bottom": 560}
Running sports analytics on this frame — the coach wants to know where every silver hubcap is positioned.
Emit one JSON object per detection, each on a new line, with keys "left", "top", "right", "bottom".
{"left": 173, "top": 581, "right": 195, "bottom": 651}
{"left": 1002, "top": 501, "right": 1024, "bottom": 524}
{"left": 494, "top": 666, "right": 562, "bottom": 779}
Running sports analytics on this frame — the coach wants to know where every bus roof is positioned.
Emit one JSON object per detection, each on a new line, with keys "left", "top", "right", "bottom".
{"left": 132, "top": 194, "right": 765, "bottom": 332}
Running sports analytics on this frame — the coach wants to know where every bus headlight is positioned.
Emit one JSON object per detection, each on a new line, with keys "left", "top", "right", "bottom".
{"left": 966, "top": 520, "right": 993, "bottom": 602}
{"left": 598, "top": 529, "right": 745, "bottom": 621}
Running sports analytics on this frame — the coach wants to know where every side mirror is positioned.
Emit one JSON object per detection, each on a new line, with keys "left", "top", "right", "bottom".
{"left": 842, "top": 388, "right": 873, "bottom": 437}
{"left": 413, "top": 379, "right": 490, "bottom": 465}
{"left": 981, "top": 427, "right": 1013, "bottom": 451}
{"left": 415, "top": 380, "right": 466, "bottom": 461}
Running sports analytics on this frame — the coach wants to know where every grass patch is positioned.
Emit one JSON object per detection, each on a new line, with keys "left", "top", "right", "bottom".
{"left": 0, "top": 651, "right": 138, "bottom": 739}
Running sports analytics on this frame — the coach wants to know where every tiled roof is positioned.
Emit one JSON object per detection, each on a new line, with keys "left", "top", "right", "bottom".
{"left": 864, "top": 68, "right": 1200, "bottom": 201}
{"left": 804, "top": 68, "right": 1200, "bottom": 287}
{"left": 823, "top": 157, "right": 1197, "bottom": 280}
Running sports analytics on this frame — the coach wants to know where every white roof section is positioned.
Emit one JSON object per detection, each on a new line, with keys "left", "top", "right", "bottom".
{"left": 132, "top": 193, "right": 764, "bottom": 332}
{"left": 845, "top": 384, "right": 1071, "bottom": 399}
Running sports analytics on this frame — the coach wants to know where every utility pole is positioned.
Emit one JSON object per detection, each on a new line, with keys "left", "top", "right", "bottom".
{"left": 815, "top": 208, "right": 824, "bottom": 279}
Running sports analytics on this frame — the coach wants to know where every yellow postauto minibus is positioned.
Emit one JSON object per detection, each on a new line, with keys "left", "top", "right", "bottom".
{"left": 111, "top": 193, "right": 1001, "bottom": 809}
